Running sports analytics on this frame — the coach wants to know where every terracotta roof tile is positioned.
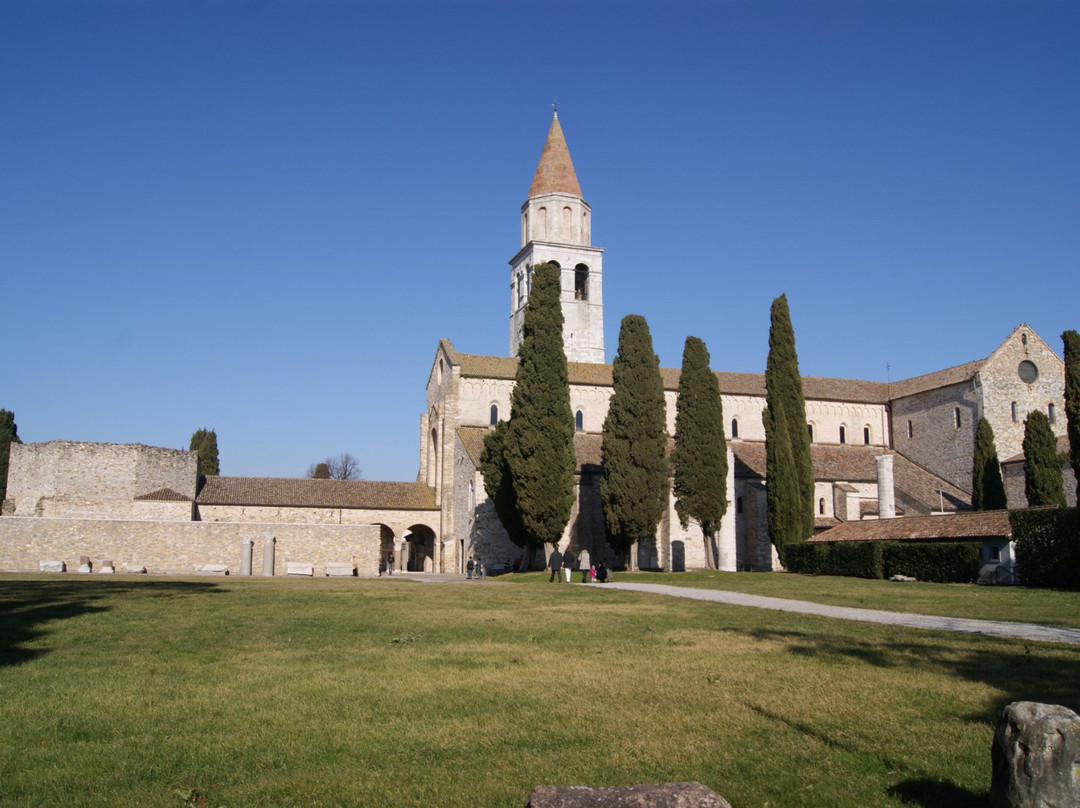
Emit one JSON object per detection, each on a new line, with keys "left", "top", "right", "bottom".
{"left": 529, "top": 113, "right": 583, "bottom": 198}
{"left": 810, "top": 510, "right": 1011, "bottom": 543}
{"left": 887, "top": 359, "right": 985, "bottom": 400}
{"left": 457, "top": 426, "right": 603, "bottom": 474}
{"left": 196, "top": 477, "right": 437, "bottom": 511}
{"left": 135, "top": 487, "right": 192, "bottom": 502}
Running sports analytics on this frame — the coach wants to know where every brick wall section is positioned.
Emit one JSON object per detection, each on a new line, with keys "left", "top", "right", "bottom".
{"left": 4, "top": 441, "right": 197, "bottom": 518}
{"left": 0, "top": 517, "right": 381, "bottom": 575}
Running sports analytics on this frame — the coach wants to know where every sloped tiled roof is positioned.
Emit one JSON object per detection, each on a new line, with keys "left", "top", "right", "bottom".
{"left": 135, "top": 487, "right": 192, "bottom": 502}
{"left": 196, "top": 477, "right": 437, "bottom": 511}
{"left": 731, "top": 441, "right": 969, "bottom": 512}
{"left": 454, "top": 353, "right": 889, "bottom": 403}
{"left": 457, "top": 427, "right": 603, "bottom": 474}
{"left": 529, "top": 113, "right": 583, "bottom": 198}
{"left": 810, "top": 510, "right": 1011, "bottom": 543}
{"left": 887, "top": 359, "right": 985, "bottom": 400}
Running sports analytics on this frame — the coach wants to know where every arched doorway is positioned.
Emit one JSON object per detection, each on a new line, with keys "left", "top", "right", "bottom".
{"left": 375, "top": 524, "right": 395, "bottom": 574}
{"left": 404, "top": 524, "right": 437, "bottom": 572}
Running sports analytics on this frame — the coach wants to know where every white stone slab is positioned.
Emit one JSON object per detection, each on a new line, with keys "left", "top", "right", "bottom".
{"left": 77, "top": 564, "right": 92, "bottom": 574}
{"left": 125, "top": 565, "right": 147, "bottom": 574}
{"left": 324, "top": 562, "right": 354, "bottom": 577}
{"left": 98, "top": 566, "right": 116, "bottom": 574}
{"left": 286, "top": 562, "right": 314, "bottom": 576}
{"left": 197, "top": 564, "right": 229, "bottom": 576}
{"left": 39, "top": 560, "right": 66, "bottom": 573}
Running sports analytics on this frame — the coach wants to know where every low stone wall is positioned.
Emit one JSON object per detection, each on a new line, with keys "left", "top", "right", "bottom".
{"left": 0, "top": 516, "right": 381, "bottom": 576}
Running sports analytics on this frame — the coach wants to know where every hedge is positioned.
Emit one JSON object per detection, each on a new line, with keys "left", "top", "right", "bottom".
{"left": 882, "top": 542, "right": 980, "bottom": 584}
{"left": 1013, "top": 507, "right": 1080, "bottom": 589}
{"left": 786, "top": 540, "right": 980, "bottom": 583}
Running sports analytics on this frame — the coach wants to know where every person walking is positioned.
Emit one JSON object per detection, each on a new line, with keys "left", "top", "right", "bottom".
{"left": 466, "top": 557, "right": 474, "bottom": 579}
{"left": 548, "top": 548, "right": 563, "bottom": 582}
{"left": 578, "top": 548, "right": 591, "bottom": 583}
{"left": 563, "top": 550, "right": 574, "bottom": 583}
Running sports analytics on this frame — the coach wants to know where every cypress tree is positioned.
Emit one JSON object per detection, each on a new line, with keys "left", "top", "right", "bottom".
{"left": 1063, "top": 330, "right": 1080, "bottom": 504}
{"left": 601, "top": 314, "right": 670, "bottom": 570}
{"left": 0, "top": 409, "right": 21, "bottom": 507}
{"left": 480, "top": 263, "right": 575, "bottom": 559}
{"left": 971, "top": 416, "right": 1007, "bottom": 510}
{"left": 1023, "top": 410, "right": 1065, "bottom": 508}
{"left": 764, "top": 403, "right": 800, "bottom": 566}
{"left": 764, "top": 294, "right": 814, "bottom": 550}
{"left": 672, "top": 336, "right": 728, "bottom": 569}
{"left": 189, "top": 428, "right": 220, "bottom": 477}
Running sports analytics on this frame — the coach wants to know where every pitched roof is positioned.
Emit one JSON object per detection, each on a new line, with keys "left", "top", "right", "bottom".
{"left": 887, "top": 359, "right": 985, "bottom": 400}
{"left": 453, "top": 352, "right": 889, "bottom": 403}
{"left": 1002, "top": 434, "right": 1071, "bottom": 465}
{"left": 457, "top": 426, "right": 603, "bottom": 474}
{"left": 196, "top": 477, "right": 437, "bottom": 511}
{"left": 732, "top": 441, "right": 970, "bottom": 512}
{"left": 135, "top": 487, "right": 192, "bottom": 502}
{"left": 809, "top": 510, "right": 1011, "bottom": 543}
{"left": 529, "top": 113, "right": 583, "bottom": 198}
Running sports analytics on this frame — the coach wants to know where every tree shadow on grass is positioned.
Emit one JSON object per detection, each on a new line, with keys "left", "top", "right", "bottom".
{"left": 887, "top": 778, "right": 987, "bottom": 807}
{"left": 733, "top": 625, "right": 1080, "bottom": 721}
{"left": 0, "top": 578, "right": 224, "bottom": 668}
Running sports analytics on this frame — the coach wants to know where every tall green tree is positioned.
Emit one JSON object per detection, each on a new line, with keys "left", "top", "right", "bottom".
{"left": 0, "top": 409, "right": 21, "bottom": 506}
{"left": 764, "top": 403, "right": 800, "bottom": 566}
{"left": 480, "top": 263, "right": 576, "bottom": 564}
{"left": 671, "top": 336, "right": 728, "bottom": 570}
{"left": 601, "top": 314, "right": 669, "bottom": 570}
{"left": 1023, "top": 410, "right": 1065, "bottom": 508}
{"left": 189, "top": 428, "right": 220, "bottom": 477}
{"left": 971, "top": 416, "right": 1007, "bottom": 510}
{"left": 1063, "top": 330, "right": 1080, "bottom": 504}
{"left": 764, "top": 294, "right": 814, "bottom": 559}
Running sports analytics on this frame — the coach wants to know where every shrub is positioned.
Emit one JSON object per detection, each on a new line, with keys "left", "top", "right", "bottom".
{"left": 882, "top": 542, "right": 980, "bottom": 583}
{"left": 1013, "top": 507, "right": 1080, "bottom": 589}
{"left": 784, "top": 542, "right": 829, "bottom": 575}
{"left": 826, "top": 542, "right": 884, "bottom": 579}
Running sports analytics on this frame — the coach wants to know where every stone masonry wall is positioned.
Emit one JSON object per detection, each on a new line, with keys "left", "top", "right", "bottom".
{"left": 0, "top": 516, "right": 381, "bottom": 576}
{"left": 5, "top": 442, "right": 197, "bottom": 519}
{"left": 892, "top": 382, "right": 978, "bottom": 492}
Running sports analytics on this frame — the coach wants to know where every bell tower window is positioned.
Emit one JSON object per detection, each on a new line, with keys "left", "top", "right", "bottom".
{"left": 575, "top": 264, "right": 589, "bottom": 300}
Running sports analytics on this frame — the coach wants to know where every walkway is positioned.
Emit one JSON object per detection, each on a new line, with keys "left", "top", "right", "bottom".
{"left": 589, "top": 582, "right": 1080, "bottom": 646}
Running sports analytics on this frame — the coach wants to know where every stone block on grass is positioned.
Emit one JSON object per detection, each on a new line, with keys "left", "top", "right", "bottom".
{"left": 197, "top": 564, "right": 229, "bottom": 576}
{"left": 39, "top": 560, "right": 66, "bottom": 573}
{"left": 525, "top": 783, "right": 731, "bottom": 808}
{"left": 991, "top": 701, "right": 1080, "bottom": 808}
{"left": 286, "top": 562, "right": 314, "bottom": 576}
{"left": 324, "top": 562, "right": 354, "bottom": 577}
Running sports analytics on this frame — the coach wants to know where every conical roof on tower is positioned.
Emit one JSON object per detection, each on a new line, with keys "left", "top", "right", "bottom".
{"left": 528, "top": 112, "right": 583, "bottom": 198}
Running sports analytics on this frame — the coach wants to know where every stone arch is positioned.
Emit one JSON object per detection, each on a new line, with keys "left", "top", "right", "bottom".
{"left": 404, "top": 523, "right": 437, "bottom": 572}
{"left": 574, "top": 263, "right": 589, "bottom": 300}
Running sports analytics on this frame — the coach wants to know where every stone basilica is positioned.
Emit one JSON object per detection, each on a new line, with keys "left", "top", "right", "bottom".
{"left": 0, "top": 113, "right": 1069, "bottom": 577}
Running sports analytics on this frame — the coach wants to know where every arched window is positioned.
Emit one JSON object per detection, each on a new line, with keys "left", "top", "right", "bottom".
{"left": 736, "top": 497, "right": 743, "bottom": 514}
{"left": 839, "top": 425, "right": 847, "bottom": 444}
{"left": 863, "top": 426, "right": 871, "bottom": 445}
{"left": 954, "top": 407, "right": 962, "bottom": 429}
{"left": 574, "top": 264, "right": 589, "bottom": 300}
{"left": 807, "top": 423, "right": 814, "bottom": 443}
{"left": 818, "top": 497, "right": 826, "bottom": 515}
{"left": 537, "top": 206, "right": 547, "bottom": 238}
{"left": 1022, "top": 332, "right": 1028, "bottom": 346}
{"left": 575, "top": 410, "right": 584, "bottom": 432}
{"left": 490, "top": 404, "right": 498, "bottom": 427}
{"left": 1049, "top": 403, "right": 1056, "bottom": 424}
{"left": 907, "top": 420, "right": 913, "bottom": 438}
{"left": 730, "top": 418, "right": 739, "bottom": 439}
{"left": 1011, "top": 402, "right": 1018, "bottom": 422}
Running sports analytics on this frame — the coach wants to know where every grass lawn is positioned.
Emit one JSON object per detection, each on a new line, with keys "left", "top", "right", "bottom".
{"left": 532, "top": 569, "right": 1080, "bottom": 629}
{"left": 1, "top": 573, "right": 1078, "bottom": 808}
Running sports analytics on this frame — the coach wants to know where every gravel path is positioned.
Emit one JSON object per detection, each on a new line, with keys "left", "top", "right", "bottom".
{"left": 588, "top": 582, "right": 1080, "bottom": 646}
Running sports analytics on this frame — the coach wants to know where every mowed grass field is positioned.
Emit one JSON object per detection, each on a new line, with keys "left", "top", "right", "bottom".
{"left": 1, "top": 574, "right": 1078, "bottom": 808}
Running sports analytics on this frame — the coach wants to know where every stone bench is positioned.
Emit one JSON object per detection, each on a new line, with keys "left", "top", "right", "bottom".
{"left": 39, "top": 560, "right": 66, "bottom": 573}
{"left": 324, "top": 562, "right": 354, "bottom": 577}
{"left": 197, "top": 564, "right": 229, "bottom": 576}
{"left": 125, "top": 565, "right": 147, "bottom": 574}
{"left": 286, "top": 562, "right": 314, "bottom": 577}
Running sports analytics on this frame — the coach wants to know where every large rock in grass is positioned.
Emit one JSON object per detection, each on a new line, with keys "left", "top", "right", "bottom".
{"left": 991, "top": 701, "right": 1080, "bottom": 808}
{"left": 525, "top": 783, "right": 730, "bottom": 808}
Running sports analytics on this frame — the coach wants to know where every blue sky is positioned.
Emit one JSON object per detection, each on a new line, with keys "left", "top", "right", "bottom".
{"left": 3, "top": 0, "right": 1077, "bottom": 482}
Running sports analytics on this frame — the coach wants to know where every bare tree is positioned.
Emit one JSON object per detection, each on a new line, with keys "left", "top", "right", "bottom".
{"left": 306, "top": 453, "right": 362, "bottom": 480}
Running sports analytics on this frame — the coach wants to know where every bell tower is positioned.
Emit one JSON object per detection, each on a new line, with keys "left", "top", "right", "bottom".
{"left": 509, "top": 112, "right": 604, "bottom": 364}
